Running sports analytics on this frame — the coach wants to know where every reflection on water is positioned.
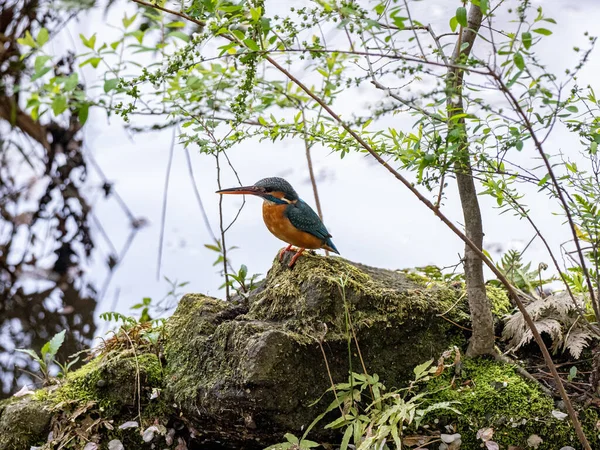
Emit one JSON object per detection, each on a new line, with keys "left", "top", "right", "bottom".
{"left": 0, "top": 279, "right": 97, "bottom": 397}
{"left": 0, "top": 128, "right": 100, "bottom": 397}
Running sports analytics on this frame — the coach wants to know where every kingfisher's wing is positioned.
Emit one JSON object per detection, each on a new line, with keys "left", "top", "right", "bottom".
{"left": 285, "top": 199, "right": 331, "bottom": 241}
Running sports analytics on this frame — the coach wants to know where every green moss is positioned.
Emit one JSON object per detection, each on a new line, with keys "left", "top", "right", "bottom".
{"left": 248, "top": 254, "right": 469, "bottom": 336}
{"left": 50, "top": 351, "right": 165, "bottom": 418}
{"left": 486, "top": 285, "right": 512, "bottom": 317}
{"left": 164, "top": 294, "right": 231, "bottom": 404}
{"left": 427, "top": 358, "right": 599, "bottom": 449}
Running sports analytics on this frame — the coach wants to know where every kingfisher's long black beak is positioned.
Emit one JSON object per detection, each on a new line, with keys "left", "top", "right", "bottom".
{"left": 216, "top": 185, "right": 265, "bottom": 196}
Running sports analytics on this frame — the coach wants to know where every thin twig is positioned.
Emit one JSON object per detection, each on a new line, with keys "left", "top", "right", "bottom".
{"left": 402, "top": 0, "right": 425, "bottom": 58}
{"left": 157, "top": 126, "right": 176, "bottom": 280}
{"left": 215, "top": 154, "right": 230, "bottom": 300}
{"left": 184, "top": 146, "right": 217, "bottom": 243}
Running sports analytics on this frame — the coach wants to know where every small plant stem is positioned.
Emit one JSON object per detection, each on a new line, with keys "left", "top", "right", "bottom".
{"left": 215, "top": 154, "right": 230, "bottom": 300}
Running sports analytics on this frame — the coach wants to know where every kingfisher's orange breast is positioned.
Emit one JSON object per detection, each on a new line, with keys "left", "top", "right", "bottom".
{"left": 262, "top": 202, "right": 324, "bottom": 249}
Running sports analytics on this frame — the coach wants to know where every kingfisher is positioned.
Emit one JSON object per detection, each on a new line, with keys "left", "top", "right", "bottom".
{"left": 217, "top": 177, "right": 339, "bottom": 267}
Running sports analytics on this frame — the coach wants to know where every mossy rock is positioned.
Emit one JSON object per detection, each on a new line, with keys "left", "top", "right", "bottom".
{"left": 0, "top": 397, "right": 51, "bottom": 449}
{"left": 0, "top": 352, "right": 167, "bottom": 450}
{"left": 165, "top": 254, "right": 469, "bottom": 446}
{"left": 427, "top": 358, "right": 599, "bottom": 449}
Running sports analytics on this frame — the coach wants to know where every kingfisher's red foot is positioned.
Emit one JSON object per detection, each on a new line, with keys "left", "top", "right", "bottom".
{"left": 288, "top": 248, "right": 305, "bottom": 268}
{"left": 279, "top": 244, "right": 293, "bottom": 262}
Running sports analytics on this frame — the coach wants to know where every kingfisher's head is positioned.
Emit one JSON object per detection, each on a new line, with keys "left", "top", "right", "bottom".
{"left": 216, "top": 177, "right": 299, "bottom": 204}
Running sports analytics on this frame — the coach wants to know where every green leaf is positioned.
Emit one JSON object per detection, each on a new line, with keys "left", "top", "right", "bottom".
{"left": 17, "top": 30, "right": 37, "bottom": 48}
{"left": 413, "top": 359, "right": 433, "bottom": 378}
{"left": 78, "top": 103, "right": 89, "bottom": 125}
{"left": 37, "top": 28, "right": 49, "bottom": 46}
{"left": 479, "top": 0, "right": 488, "bottom": 14}
{"left": 284, "top": 433, "right": 299, "bottom": 444}
{"left": 34, "top": 55, "right": 51, "bottom": 73}
{"left": 239, "top": 264, "right": 248, "bottom": 279}
{"left": 449, "top": 16, "right": 458, "bottom": 32}
{"left": 392, "top": 15, "right": 405, "bottom": 30}
{"left": 166, "top": 21, "right": 186, "bottom": 28}
{"left": 80, "top": 33, "right": 97, "bottom": 50}
{"left": 204, "top": 244, "right": 221, "bottom": 252}
{"left": 168, "top": 31, "right": 189, "bottom": 42}
{"left": 456, "top": 7, "right": 468, "bottom": 28}
{"left": 122, "top": 13, "right": 138, "bottom": 29}
{"left": 42, "top": 330, "right": 66, "bottom": 360}
{"left": 250, "top": 6, "right": 262, "bottom": 22}
{"left": 513, "top": 52, "right": 525, "bottom": 70}
{"left": 566, "top": 105, "right": 578, "bottom": 113}
{"left": 51, "top": 95, "right": 68, "bottom": 116}
{"left": 522, "top": 31, "right": 532, "bottom": 49}
{"left": 340, "top": 425, "right": 352, "bottom": 450}
{"left": 31, "top": 66, "right": 51, "bottom": 82}
{"left": 515, "top": 140, "right": 523, "bottom": 151}
{"left": 532, "top": 28, "right": 552, "bottom": 36}
{"left": 243, "top": 38, "right": 260, "bottom": 51}
{"left": 568, "top": 366, "right": 577, "bottom": 381}
{"left": 537, "top": 173, "right": 550, "bottom": 187}
{"left": 64, "top": 73, "right": 79, "bottom": 91}
{"left": 231, "top": 29, "right": 245, "bottom": 41}
{"left": 16, "top": 348, "right": 43, "bottom": 365}
{"left": 79, "top": 57, "right": 101, "bottom": 68}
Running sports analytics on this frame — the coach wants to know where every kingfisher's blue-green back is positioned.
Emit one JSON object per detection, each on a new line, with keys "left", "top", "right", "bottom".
{"left": 285, "top": 199, "right": 339, "bottom": 254}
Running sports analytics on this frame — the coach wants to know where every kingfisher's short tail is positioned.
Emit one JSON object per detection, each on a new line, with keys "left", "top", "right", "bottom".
{"left": 323, "top": 238, "right": 339, "bottom": 254}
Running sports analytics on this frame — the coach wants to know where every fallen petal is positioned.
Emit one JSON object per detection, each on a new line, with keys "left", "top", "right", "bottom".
{"left": 119, "top": 420, "right": 139, "bottom": 430}
{"left": 108, "top": 440, "right": 124, "bottom": 450}
{"left": 551, "top": 410, "right": 568, "bottom": 420}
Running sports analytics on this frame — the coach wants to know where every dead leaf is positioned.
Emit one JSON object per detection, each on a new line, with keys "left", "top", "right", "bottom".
{"left": 552, "top": 410, "right": 568, "bottom": 420}
{"left": 14, "top": 385, "right": 34, "bottom": 397}
{"left": 402, "top": 434, "right": 435, "bottom": 446}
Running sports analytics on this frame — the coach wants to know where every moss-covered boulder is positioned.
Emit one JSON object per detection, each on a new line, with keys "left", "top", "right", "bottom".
{"left": 164, "top": 255, "right": 468, "bottom": 446}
